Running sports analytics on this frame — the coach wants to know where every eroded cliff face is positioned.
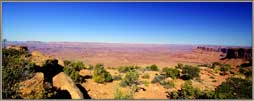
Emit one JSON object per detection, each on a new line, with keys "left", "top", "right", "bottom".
{"left": 224, "top": 48, "right": 252, "bottom": 61}
{"left": 196, "top": 46, "right": 252, "bottom": 61}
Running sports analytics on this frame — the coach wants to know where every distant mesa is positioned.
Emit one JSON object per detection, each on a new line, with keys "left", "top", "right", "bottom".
{"left": 196, "top": 46, "right": 252, "bottom": 61}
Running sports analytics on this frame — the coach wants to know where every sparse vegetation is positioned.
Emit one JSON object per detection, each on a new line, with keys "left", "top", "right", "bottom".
{"left": 151, "top": 75, "right": 166, "bottom": 83}
{"left": 63, "top": 61, "right": 85, "bottom": 83}
{"left": 92, "top": 64, "right": 113, "bottom": 83}
{"left": 113, "top": 75, "right": 122, "bottom": 81}
{"left": 143, "top": 80, "right": 150, "bottom": 87}
{"left": 142, "top": 73, "right": 150, "bottom": 79}
{"left": 3, "top": 45, "right": 252, "bottom": 99}
{"left": 160, "top": 80, "right": 175, "bottom": 89}
{"left": 181, "top": 65, "right": 200, "bottom": 80}
{"left": 175, "top": 63, "right": 184, "bottom": 69}
{"left": 118, "top": 66, "right": 135, "bottom": 73}
{"left": 120, "top": 71, "right": 139, "bottom": 87}
{"left": 64, "top": 60, "right": 84, "bottom": 71}
{"left": 145, "top": 64, "right": 159, "bottom": 71}
{"left": 214, "top": 78, "right": 252, "bottom": 99}
{"left": 168, "top": 80, "right": 203, "bottom": 99}
{"left": 162, "top": 68, "right": 180, "bottom": 79}
{"left": 114, "top": 87, "right": 133, "bottom": 99}
{"left": 2, "top": 48, "right": 36, "bottom": 99}
{"left": 219, "top": 64, "right": 231, "bottom": 75}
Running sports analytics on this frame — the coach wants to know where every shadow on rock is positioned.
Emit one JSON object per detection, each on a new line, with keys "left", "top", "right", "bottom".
{"left": 36, "top": 59, "right": 64, "bottom": 83}
{"left": 76, "top": 84, "right": 91, "bottom": 99}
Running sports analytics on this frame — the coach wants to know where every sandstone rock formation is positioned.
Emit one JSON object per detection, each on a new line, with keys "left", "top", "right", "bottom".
{"left": 6, "top": 45, "right": 28, "bottom": 51}
{"left": 53, "top": 72, "right": 84, "bottom": 99}
{"left": 196, "top": 46, "right": 252, "bottom": 61}
{"left": 19, "top": 72, "right": 44, "bottom": 99}
{"left": 224, "top": 48, "right": 252, "bottom": 61}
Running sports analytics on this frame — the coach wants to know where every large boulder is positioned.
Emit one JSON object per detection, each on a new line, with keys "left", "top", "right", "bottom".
{"left": 53, "top": 72, "right": 84, "bottom": 99}
{"left": 19, "top": 72, "right": 44, "bottom": 99}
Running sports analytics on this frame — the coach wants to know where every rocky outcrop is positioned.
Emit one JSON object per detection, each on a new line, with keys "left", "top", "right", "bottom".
{"left": 196, "top": 46, "right": 220, "bottom": 52}
{"left": 19, "top": 72, "right": 44, "bottom": 99}
{"left": 196, "top": 46, "right": 252, "bottom": 61}
{"left": 224, "top": 48, "right": 252, "bottom": 61}
{"left": 6, "top": 45, "right": 28, "bottom": 51}
{"left": 53, "top": 72, "right": 84, "bottom": 99}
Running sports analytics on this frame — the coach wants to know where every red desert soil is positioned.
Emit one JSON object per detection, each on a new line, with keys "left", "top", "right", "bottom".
{"left": 10, "top": 42, "right": 235, "bottom": 67}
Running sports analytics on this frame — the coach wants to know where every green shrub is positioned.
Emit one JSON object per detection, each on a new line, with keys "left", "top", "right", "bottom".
{"left": 175, "top": 63, "right": 184, "bottom": 69}
{"left": 143, "top": 80, "right": 150, "bottom": 87}
{"left": 198, "top": 64, "right": 212, "bottom": 68}
{"left": 2, "top": 48, "right": 36, "bottom": 99}
{"left": 239, "top": 67, "right": 252, "bottom": 79}
{"left": 151, "top": 75, "right": 166, "bottom": 83}
{"left": 181, "top": 65, "right": 200, "bottom": 80}
{"left": 114, "top": 87, "right": 133, "bottom": 99}
{"left": 120, "top": 71, "right": 139, "bottom": 87}
{"left": 142, "top": 73, "right": 150, "bottom": 79}
{"left": 220, "top": 64, "right": 231, "bottom": 74}
{"left": 63, "top": 60, "right": 71, "bottom": 66}
{"left": 167, "top": 80, "right": 203, "bottom": 99}
{"left": 197, "top": 90, "right": 215, "bottom": 99}
{"left": 145, "top": 64, "right": 159, "bottom": 71}
{"left": 118, "top": 66, "right": 135, "bottom": 73}
{"left": 71, "top": 61, "right": 84, "bottom": 71}
{"left": 92, "top": 64, "right": 113, "bottom": 83}
{"left": 63, "top": 66, "right": 84, "bottom": 83}
{"left": 214, "top": 78, "right": 252, "bottom": 99}
{"left": 113, "top": 75, "right": 122, "bottom": 81}
{"left": 212, "top": 62, "right": 221, "bottom": 68}
{"left": 162, "top": 68, "right": 180, "bottom": 79}
{"left": 160, "top": 80, "right": 175, "bottom": 89}
{"left": 87, "top": 65, "right": 94, "bottom": 70}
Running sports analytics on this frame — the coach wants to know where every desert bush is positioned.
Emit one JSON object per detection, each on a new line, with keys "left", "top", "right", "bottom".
{"left": 214, "top": 78, "right": 252, "bottom": 99}
{"left": 167, "top": 80, "right": 204, "bottom": 99}
{"left": 2, "top": 48, "right": 36, "bottom": 99}
{"left": 145, "top": 64, "right": 159, "bottom": 71}
{"left": 181, "top": 65, "right": 200, "bottom": 80}
{"left": 175, "top": 63, "right": 184, "bottom": 69}
{"left": 63, "top": 60, "right": 71, "bottom": 66}
{"left": 64, "top": 60, "right": 84, "bottom": 71}
{"left": 114, "top": 87, "right": 133, "bottom": 99}
{"left": 87, "top": 65, "right": 94, "bottom": 70}
{"left": 197, "top": 90, "right": 215, "bottom": 99}
{"left": 142, "top": 73, "right": 150, "bottom": 79}
{"left": 160, "top": 80, "right": 175, "bottom": 89}
{"left": 151, "top": 75, "right": 166, "bottom": 83}
{"left": 63, "top": 66, "right": 84, "bottom": 83}
{"left": 220, "top": 64, "right": 231, "bottom": 72}
{"left": 143, "top": 80, "right": 150, "bottom": 87}
{"left": 118, "top": 66, "right": 135, "bottom": 73}
{"left": 71, "top": 61, "right": 84, "bottom": 71}
{"left": 92, "top": 64, "right": 112, "bottom": 83}
{"left": 198, "top": 64, "right": 212, "bottom": 68}
{"left": 239, "top": 67, "right": 252, "bottom": 79}
{"left": 162, "top": 68, "right": 180, "bottom": 79}
{"left": 120, "top": 71, "right": 139, "bottom": 87}
{"left": 113, "top": 75, "right": 122, "bottom": 81}
{"left": 212, "top": 62, "right": 221, "bottom": 68}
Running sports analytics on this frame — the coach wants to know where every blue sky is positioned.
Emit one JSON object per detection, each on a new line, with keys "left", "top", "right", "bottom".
{"left": 2, "top": 2, "right": 252, "bottom": 46}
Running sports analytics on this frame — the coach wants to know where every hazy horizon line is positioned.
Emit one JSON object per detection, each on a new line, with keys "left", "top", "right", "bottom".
{"left": 5, "top": 40, "right": 252, "bottom": 48}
